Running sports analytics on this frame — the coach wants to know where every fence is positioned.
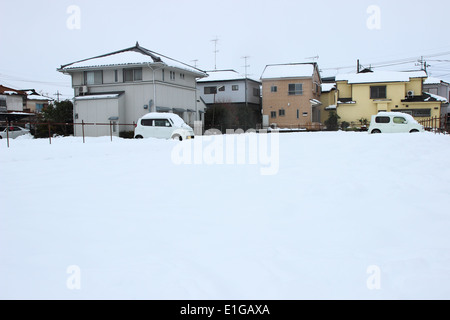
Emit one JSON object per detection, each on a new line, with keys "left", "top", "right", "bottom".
{"left": 1, "top": 121, "right": 136, "bottom": 148}
{"left": 418, "top": 115, "right": 450, "bottom": 134}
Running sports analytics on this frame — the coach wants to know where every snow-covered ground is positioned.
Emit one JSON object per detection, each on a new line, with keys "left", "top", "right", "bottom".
{"left": 1, "top": 132, "right": 450, "bottom": 300}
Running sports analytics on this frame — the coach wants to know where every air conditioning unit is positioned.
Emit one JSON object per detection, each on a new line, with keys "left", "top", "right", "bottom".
{"left": 407, "top": 90, "right": 415, "bottom": 98}
{"left": 78, "top": 86, "right": 89, "bottom": 96}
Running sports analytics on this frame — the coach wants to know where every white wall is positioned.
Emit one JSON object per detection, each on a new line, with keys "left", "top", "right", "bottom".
{"left": 198, "top": 79, "right": 261, "bottom": 105}
{"left": 74, "top": 97, "right": 120, "bottom": 137}
{"left": 6, "top": 95, "right": 23, "bottom": 111}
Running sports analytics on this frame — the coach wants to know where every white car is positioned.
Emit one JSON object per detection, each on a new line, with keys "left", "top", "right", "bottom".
{"left": 368, "top": 112, "right": 424, "bottom": 134}
{"left": 134, "top": 113, "right": 194, "bottom": 141}
{"left": 0, "top": 126, "right": 30, "bottom": 139}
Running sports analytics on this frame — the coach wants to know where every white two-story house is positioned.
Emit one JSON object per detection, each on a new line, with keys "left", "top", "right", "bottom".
{"left": 58, "top": 42, "right": 208, "bottom": 137}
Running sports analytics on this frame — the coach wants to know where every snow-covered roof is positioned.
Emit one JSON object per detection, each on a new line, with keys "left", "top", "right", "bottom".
{"left": 75, "top": 94, "right": 122, "bottom": 101}
{"left": 198, "top": 70, "right": 261, "bottom": 83}
{"left": 59, "top": 43, "right": 207, "bottom": 78}
{"left": 321, "top": 83, "right": 336, "bottom": 92}
{"left": 336, "top": 70, "right": 427, "bottom": 84}
{"left": 424, "top": 92, "right": 448, "bottom": 103}
{"left": 424, "top": 77, "right": 449, "bottom": 85}
{"left": 261, "top": 63, "right": 316, "bottom": 80}
{"left": 28, "top": 95, "right": 53, "bottom": 101}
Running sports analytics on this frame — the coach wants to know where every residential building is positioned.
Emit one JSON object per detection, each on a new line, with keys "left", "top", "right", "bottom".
{"left": 261, "top": 63, "right": 322, "bottom": 129}
{"left": 197, "top": 70, "right": 261, "bottom": 106}
{"left": 197, "top": 70, "right": 262, "bottom": 129}
{"left": 335, "top": 69, "right": 445, "bottom": 127}
{"left": 0, "top": 85, "right": 27, "bottom": 112}
{"left": 58, "top": 42, "right": 208, "bottom": 137}
{"left": 23, "top": 90, "right": 53, "bottom": 113}
{"left": 423, "top": 77, "right": 449, "bottom": 115}
{"left": 319, "top": 82, "right": 337, "bottom": 124}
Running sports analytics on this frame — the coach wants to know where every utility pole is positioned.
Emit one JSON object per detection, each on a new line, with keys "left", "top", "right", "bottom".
{"left": 54, "top": 91, "right": 62, "bottom": 102}
{"left": 211, "top": 37, "right": 219, "bottom": 70}
{"left": 242, "top": 56, "right": 250, "bottom": 109}
{"left": 418, "top": 56, "right": 430, "bottom": 74}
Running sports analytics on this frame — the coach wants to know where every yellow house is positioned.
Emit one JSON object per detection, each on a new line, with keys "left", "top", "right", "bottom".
{"left": 335, "top": 70, "right": 444, "bottom": 128}
{"left": 261, "top": 63, "right": 322, "bottom": 129}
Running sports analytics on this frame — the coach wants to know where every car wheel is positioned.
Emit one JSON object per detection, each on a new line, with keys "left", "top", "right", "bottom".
{"left": 172, "top": 134, "right": 182, "bottom": 141}
{"left": 135, "top": 135, "right": 144, "bottom": 139}
{"left": 410, "top": 129, "right": 419, "bottom": 133}
{"left": 371, "top": 129, "right": 381, "bottom": 134}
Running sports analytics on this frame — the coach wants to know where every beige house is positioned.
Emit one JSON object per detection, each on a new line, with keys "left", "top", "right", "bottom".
{"left": 261, "top": 63, "right": 322, "bottom": 129}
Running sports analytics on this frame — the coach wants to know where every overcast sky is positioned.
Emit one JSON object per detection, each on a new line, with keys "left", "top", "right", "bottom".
{"left": 1, "top": 0, "right": 450, "bottom": 99}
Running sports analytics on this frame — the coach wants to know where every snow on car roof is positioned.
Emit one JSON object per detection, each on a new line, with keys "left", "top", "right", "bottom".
{"left": 375, "top": 112, "right": 418, "bottom": 123}
{"left": 141, "top": 112, "right": 185, "bottom": 126}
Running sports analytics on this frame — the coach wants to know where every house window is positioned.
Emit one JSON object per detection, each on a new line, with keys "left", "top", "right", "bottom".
{"left": 180, "top": 73, "right": 185, "bottom": 80}
{"left": 397, "top": 109, "right": 431, "bottom": 118}
{"left": 370, "top": 86, "right": 387, "bottom": 99}
{"left": 297, "top": 109, "right": 300, "bottom": 119}
{"left": 279, "top": 109, "right": 285, "bottom": 116}
{"left": 218, "top": 86, "right": 225, "bottom": 92}
{"left": 84, "top": 71, "right": 103, "bottom": 85}
{"left": 170, "top": 71, "right": 176, "bottom": 80}
{"left": 232, "top": 85, "right": 239, "bottom": 91}
{"left": 271, "top": 86, "right": 278, "bottom": 93}
{"left": 288, "top": 84, "right": 303, "bottom": 95}
{"left": 124, "top": 68, "right": 142, "bottom": 82}
{"left": 270, "top": 111, "right": 277, "bottom": 118}
{"left": 204, "top": 87, "right": 217, "bottom": 94}
{"left": 162, "top": 69, "right": 165, "bottom": 81}
{"left": 253, "top": 88, "right": 260, "bottom": 97}
{"left": 114, "top": 70, "right": 118, "bottom": 82}
{"left": 303, "top": 112, "right": 308, "bottom": 117}
{"left": 36, "top": 104, "right": 44, "bottom": 112}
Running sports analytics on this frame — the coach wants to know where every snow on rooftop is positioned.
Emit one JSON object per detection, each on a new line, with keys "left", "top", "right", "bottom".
{"left": 425, "top": 92, "right": 448, "bottom": 103}
{"left": 424, "top": 77, "right": 449, "bottom": 85}
{"left": 75, "top": 94, "right": 121, "bottom": 100}
{"left": 261, "top": 63, "right": 316, "bottom": 80}
{"left": 321, "top": 83, "right": 336, "bottom": 92}
{"left": 336, "top": 70, "right": 427, "bottom": 84}
{"left": 28, "top": 95, "right": 53, "bottom": 101}
{"left": 60, "top": 46, "right": 207, "bottom": 77}
{"left": 198, "top": 70, "right": 260, "bottom": 83}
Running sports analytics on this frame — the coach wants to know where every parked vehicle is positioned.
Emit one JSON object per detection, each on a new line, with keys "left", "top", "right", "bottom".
{"left": 134, "top": 113, "right": 194, "bottom": 141}
{"left": 0, "top": 126, "right": 30, "bottom": 139}
{"left": 368, "top": 112, "right": 424, "bottom": 134}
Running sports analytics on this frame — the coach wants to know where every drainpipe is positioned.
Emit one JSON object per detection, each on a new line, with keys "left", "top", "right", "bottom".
{"left": 147, "top": 62, "right": 165, "bottom": 113}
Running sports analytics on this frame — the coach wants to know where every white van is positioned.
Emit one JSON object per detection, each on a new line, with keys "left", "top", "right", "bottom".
{"left": 368, "top": 112, "right": 424, "bottom": 134}
{"left": 134, "top": 113, "right": 194, "bottom": 141}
